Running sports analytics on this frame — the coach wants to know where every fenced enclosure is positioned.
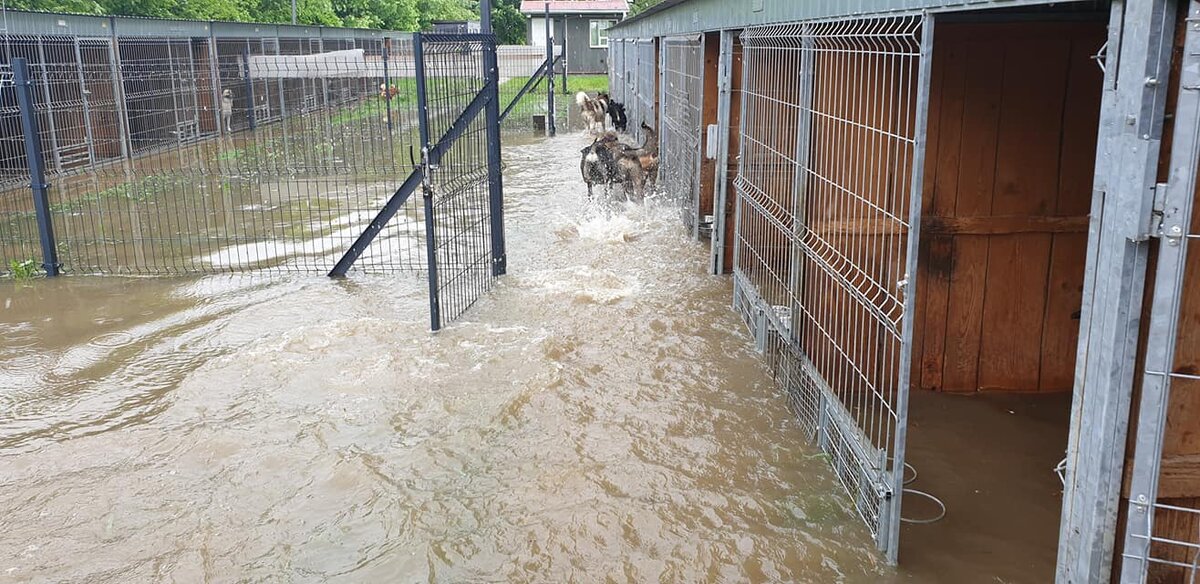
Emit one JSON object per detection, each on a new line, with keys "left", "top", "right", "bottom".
{"left": 0, "top": 24, "right": 557, "bottom": 278}
{"left": 657, "top": 35, "right": 703, "bottom": 237}
{"left": 731, "top": 15, "right": 928, "bottom": 561}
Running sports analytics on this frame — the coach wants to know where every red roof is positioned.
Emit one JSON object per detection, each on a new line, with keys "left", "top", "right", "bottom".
{"left": 519, "top": 0, "right": 628, "bottom": 15}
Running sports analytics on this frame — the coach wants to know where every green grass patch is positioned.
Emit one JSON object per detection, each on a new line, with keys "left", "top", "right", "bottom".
{"left": 565, "top": 75, "right": 609, "bottom": 95}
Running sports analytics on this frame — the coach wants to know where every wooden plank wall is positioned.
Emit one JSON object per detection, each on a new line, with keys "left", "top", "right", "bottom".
{"left": 914, "top": 21, "right": 1104, "bottom": 393}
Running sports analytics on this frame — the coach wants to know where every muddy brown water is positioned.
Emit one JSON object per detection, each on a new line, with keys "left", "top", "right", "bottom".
{"left": 0, "top": 132, "right": 1063, "bottom": 582}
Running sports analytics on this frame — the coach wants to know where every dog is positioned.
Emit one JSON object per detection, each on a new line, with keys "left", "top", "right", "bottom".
{"left": 580, "top": 137, "right": 620, "bottom": 198}
{"left": 607, "top": 99, "right": 628, "bottom": 132}
{"left": 576, "top": 91, "right": 608, "bottom": 133}
{"left": 220, "top": 88, "right": 234, "bottom": 133}
{"left": 584, "top": 130, "right": 656, "bottom": 202}
{"left": 379, "top": 83, "right": 400, "bottom": 100}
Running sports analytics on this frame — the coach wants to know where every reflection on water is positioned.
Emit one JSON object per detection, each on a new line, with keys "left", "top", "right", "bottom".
{"left": 0, "top": 133, "right": 891, "bottom": 582}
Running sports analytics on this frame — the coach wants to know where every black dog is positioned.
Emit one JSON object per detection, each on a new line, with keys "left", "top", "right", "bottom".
{"left": 608, "top": 100, "right": 628, "bottom": 132}
{"left": 580, "top": 138, "right": 619, "bottom": 198}
{"left": 597, "top": 92, "right": 629, "bottom": 132}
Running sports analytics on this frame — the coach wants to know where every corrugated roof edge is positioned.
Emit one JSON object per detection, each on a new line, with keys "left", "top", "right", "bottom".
{"left": 608, "top": 0, "right": 692, "bottom": 31}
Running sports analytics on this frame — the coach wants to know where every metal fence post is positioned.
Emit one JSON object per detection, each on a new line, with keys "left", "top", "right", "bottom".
{"left": 413, "top": 33, "right": 441, "bottom": 331}
{"left": 13, "top": 58, "right": 61, "bottom": 277}
{"left": 481, "top": 0, "right": 507, "bottom": 276}
{"left": 560, "top": 15, "right": 568, "bottom": 93}
{"left": 242, "top": 48, "right": 256, "bottom": 130}
{"left": 1057, "top": 0, "right": 1175, "bottom": 580}
{"left": 544, "top": 2, "right": 555, "bottom": 137}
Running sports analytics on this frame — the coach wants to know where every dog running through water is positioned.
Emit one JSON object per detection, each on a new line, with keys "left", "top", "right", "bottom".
{"left": 580, "top": 131, "right": 657, "bottom": 202}
{"left": 576, "top": 91, "right": 608, "bottom": 133}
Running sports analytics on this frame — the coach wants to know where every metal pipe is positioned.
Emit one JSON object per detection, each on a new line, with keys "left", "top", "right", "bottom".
{"left": 481, "top": 0, "right": 506, "bottom": 276}
{"left": 413, "top": 33, "right": 441, "bottom": 331}
{"left": 13, "top": 58, "right": 60, "bottom": 276}
{"left": 544, "top": 2, "right": 555, "bottom": 137}
{"left": 242, "top": 47, "right": 255, "bottom": 130}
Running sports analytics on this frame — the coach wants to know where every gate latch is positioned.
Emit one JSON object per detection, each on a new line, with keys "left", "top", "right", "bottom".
{"left": 1151, "top": 182, "right": 1186, "bottom": 246}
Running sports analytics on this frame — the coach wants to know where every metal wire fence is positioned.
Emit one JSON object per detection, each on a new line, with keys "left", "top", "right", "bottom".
{"left": 732, "top": 15, "right": 927, "bottom": 561}
{"left": 658, "top": 35, "right": 703, "bottom": 235}
{"left": 0, "top": 31, "right": 552, "bottom": 276}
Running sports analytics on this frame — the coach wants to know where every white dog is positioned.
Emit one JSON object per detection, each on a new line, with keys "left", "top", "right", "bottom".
{"left": 220, "top": 88, "right": 234, "bottom": 133}
{"left": 576, "top": 91, "right": 608, "bottom": 133}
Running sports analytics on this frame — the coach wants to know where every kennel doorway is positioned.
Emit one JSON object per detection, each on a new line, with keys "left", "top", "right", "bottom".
{"left": 900, "top": 14, "right": 1107, "bottom": 578}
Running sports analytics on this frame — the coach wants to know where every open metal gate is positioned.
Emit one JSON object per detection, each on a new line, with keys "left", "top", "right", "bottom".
{"left": 732, "top": 15, "right": 931, "bottom": 562}
{"left": 635, "top": 39, "right": 656, "bottom": 143}
{"left": 658, "top": 35, "right": 704, "bottom": 236}
{"left": 1119, "top": 6, "right": 1200, "bottom": 580}
{"left": 331, "top": 30, "right": 505, "bottom": 331}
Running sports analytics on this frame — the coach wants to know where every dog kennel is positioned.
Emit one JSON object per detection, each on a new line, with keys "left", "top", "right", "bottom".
{"left": 611, "top": 0, "right": 1200, "bottom": 580}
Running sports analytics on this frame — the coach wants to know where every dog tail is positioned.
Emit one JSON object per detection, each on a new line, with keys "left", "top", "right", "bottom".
{"left": 575, "top": 91, "right": 589, "bottom": 107}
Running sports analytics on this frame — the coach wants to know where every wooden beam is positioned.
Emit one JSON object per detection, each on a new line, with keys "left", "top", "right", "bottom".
{"left": 924, "top": 214, "right": 1089, "bottom": 235}
{"left": 1123, "top": 454, "right": 1200, "bottom": 499}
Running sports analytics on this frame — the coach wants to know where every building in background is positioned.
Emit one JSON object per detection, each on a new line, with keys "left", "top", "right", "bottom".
{"left": 429, "top": 20, "right": 482, "bottom": 34}
{"left": 520, "top": 0, "right": 626, "bottom": 74}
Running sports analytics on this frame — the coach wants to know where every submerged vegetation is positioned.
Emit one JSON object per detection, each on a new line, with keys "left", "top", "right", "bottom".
{"left": 5, "top": 259, "right": 39, "bottom": 280}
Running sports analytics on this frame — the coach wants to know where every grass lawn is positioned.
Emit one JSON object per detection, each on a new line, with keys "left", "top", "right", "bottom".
{"left": 565, "top": 75, "right": 608, "bottom": 95}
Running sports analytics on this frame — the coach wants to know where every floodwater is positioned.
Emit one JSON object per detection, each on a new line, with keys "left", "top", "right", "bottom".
{"left": 0, "top": 132, "right": 899, "bottom": 582}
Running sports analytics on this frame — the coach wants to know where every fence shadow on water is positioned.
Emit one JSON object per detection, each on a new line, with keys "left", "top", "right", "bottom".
{"left": 0, "top": 33, "right": 557, "bottom": 276}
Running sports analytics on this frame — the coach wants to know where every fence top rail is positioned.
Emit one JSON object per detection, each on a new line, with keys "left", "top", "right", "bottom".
{"left": 0, "top": 7, "right": 415, "bottom": 41}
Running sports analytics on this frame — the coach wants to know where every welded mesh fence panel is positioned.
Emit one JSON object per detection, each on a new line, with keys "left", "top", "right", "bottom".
{"left": 733, "top": 16, "right": 925, "bottom": 560}
{"left": 608, "top": 41, "right": 624, "bottom": 106}
{"left": 0, "top": 33, "right": 425, "bottom": 274}
{"left": 1120, "top": 14, "right": 1200, "bottom": 583}
{"left": 635, "top": 39, "right": 656, "bottom": 142}
{"left": 623, "top": 39, "right": 641, "bottom": 141}
{"left": 420, "top": 34, "right": 498, "bottom": 326}
{"left": 496, "top": 45, "right": 567, "bottom": 134}
{"left": 0, "top": 60, "right": 42, "bottom": 272}
{"left": 659, "top": 35, "right": 703, "bottom": 233}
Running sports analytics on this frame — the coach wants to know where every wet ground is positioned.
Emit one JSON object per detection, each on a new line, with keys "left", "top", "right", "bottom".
{"left": 1, "top": 132, "right": 889, "bottom": 582}
{"left": 0, "top": 131, "right": 1068, "bottom": 582}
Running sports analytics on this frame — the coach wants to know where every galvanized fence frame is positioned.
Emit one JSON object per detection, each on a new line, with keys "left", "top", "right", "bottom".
{"left": 731, "top": 14, "right": 930, "bottom": 563}
{"left": 658, "top": 34, "right": 704, "bottom": 235}
{"left": 1119, "top": 1, "right": 1200, "bottom": 580}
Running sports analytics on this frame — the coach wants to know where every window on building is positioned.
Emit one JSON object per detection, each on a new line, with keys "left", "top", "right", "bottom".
{"left": 589, "top": 19, "right": 614, "bottom": 48}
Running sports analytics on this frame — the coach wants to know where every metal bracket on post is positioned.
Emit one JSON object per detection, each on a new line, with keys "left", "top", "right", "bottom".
{"left": 12, "top": 58, "right": 61, "bottom": 277}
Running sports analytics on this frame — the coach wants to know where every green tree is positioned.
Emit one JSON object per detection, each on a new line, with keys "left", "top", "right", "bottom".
{"left": 100, "top": 0, "right": 176, "bottom": 18}
{"left": 490, "top": 1, "right": 524, "bottom": 44}
{"left": 372, "top": 0, "right": 419, "bottom": 31}
{"left": 4, "top": 0, "right": 105, "bottom": 14}
{"left": 175, "top": 0, "right": 253, "bottom": 22}
{"left": 628, "top": 0, "right": 663, "bottom": 16}
{"left": 415, "top": 0, "right": 472, "bottom": 30}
